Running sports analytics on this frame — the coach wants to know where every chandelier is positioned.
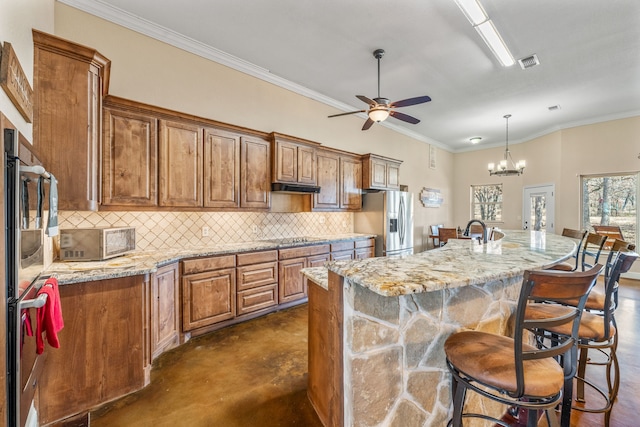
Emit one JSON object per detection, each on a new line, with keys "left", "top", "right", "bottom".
{"left": 488, "top": 114, "right": 525, "bottom": 176}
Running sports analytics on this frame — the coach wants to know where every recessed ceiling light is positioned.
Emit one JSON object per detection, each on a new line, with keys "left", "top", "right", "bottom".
{"left": 469, "top": 137, "right": 482, "bottom": 144}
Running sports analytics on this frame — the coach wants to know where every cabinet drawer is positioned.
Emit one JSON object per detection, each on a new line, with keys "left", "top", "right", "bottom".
{"left": 237, "top": 250, "right": 278, "bottom": 266}
{"left": 279, "top": 244, "right": 330, "bottom": 260}
{"left": 237, "top": 284, "right": 278, "bottom": 316}
{"left": 237, "top": 261, "right": 278, "bottom": 291}
{"left": 355, "top": 247, "right": 375, "bottom": 259}
{"left": 182, "top": 255, "right": 235, "bottom": 275}
{"left": 330, "top": 241, "right": 355, "bottom": 252}
{"left": 355, "top": 238, "right": 374, "bottom": 248}
{"left": 331, "top": 250, "right": 354, "bottom": 261}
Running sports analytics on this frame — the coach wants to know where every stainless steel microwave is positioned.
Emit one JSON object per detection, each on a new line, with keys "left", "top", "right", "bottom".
{"left": 59, "top": 227, "right": 136, "bottom": 261}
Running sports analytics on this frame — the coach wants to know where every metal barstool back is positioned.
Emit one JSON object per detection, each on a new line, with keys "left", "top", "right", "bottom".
{"left": 549, "top": 229, "right": 588, "bottom": 271}
{"left": 580, "top": 232, "right": 608, "bottom": 270}
{"left": 444, "top": 265, "right": 602, "bottom": 427}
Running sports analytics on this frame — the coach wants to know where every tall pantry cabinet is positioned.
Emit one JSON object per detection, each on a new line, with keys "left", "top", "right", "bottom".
{"left": 33, "top": 30, "right": 110, "bottom": 211}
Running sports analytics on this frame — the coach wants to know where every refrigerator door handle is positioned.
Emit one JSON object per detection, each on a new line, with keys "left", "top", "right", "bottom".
{"left": 399, "top": 197, "right": 405, "bottom": 245}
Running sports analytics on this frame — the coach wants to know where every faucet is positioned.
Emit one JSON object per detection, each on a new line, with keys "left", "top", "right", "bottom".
{"left": 464, "top": 219, "right": 488, "bottom": 243}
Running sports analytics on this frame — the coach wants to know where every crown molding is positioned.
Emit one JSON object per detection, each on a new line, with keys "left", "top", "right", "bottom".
{"left": 56, "top": 0, "right": 450, "bottom": 151}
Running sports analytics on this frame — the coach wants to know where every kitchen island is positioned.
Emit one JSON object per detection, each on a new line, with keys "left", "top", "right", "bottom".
{"left": 304, "top": 230, "right": 575, "bottom": 427}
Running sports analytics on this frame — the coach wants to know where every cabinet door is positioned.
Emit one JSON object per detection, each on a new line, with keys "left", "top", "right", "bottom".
{"left": 308, "top": 253, "right": 330, "bottom": 268}
{"left": 159, "top": 120, "right": 203, "bottom": 207}
{"left": 33, "top": 31, "right": 108, "bottom": 211}
{"left": 370, "top": 158, "right": 388, "bottom": 189}
{"left": 387, "top": 162, "right": 401, "bottom": 189}
{"left": 241, "top": 136, "right": 271, "bottom": 209}
{"left": 298, "top": 144, "right": 317, "bottom": 184}
{"left": 314, "top": 151, "right": 340, "bottom": 210}
{"left": 340, "top": 156, "right": 362, "bottom": 210}
{"left": 279, "top": 257, "right": 307, "bottom": 304}
{"left": 204, "top": 128, "right": 240, "bottom": 208}
{"left": 182, "top": 268, "right": 236, "bottom": 331}
{"left": 274, "top": 139, "right": 298, "bottom": 183}
{"left": 103, "top": 108, "right": 158, "bottom": 207}
{"left": 151, "top": 263, "right": 179, "bottom": 359}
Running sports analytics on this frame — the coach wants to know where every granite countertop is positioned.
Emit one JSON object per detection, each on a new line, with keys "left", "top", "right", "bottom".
{"left": 47, "top": 233, "right": 374, "bottom": 285}
{"left": 301, "top": 267, "right": 328, "bottom": 290}
{"left": 326, "top": 230, "right": 576, "bottom": 297}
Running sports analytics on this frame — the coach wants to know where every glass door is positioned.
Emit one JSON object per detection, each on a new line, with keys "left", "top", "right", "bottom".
{"left": 523, "top": 184, "right": 555, "bottom": 233}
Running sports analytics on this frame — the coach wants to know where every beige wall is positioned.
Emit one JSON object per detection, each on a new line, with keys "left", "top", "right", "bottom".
{"left": 0, "top": 0, "right": 54, "bottom": 140}
{"left": 54, "top": 3, "right": 454, "bottom": 252}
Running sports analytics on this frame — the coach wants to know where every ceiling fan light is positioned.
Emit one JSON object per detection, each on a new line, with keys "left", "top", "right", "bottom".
{"left": 369, "top": 108, "right": 390, "bottom": 122}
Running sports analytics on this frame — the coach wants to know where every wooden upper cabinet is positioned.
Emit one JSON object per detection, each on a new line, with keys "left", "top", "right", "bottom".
{"left": 33, "top": 30, "right": 110, "bottom": 211}
{"left": 204, "top": 128, "right": 240, "bottom": 208}
{"left": 270, "top": 132, "right": 319, "bottom": 185}
{"left": 362, "top": 153, "right": 402, "bottom": 191}
{"left": 314, "top": 149, "right": 362, "bottom": 211}
{"left": 340, "top": 154, "right": 362, "bottom": 210}
{"left": 314, "top": 150, "right": 340, "bottom": 210}
{"left": 102, "top": 106, "right": 158, "bottom": 207}
{"left": 159, "top": 120, "right": 204, "bottom": 207}
{"left": 241, "top": 136, "right": 271, "bottom": 209}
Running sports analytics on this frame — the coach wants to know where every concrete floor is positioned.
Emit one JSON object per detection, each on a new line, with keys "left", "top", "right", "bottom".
{"left": 91, "top": 304, "right": 322, "bottom": 427}
{"left": 91, "top": 282, "right": 640, "bottom": 427}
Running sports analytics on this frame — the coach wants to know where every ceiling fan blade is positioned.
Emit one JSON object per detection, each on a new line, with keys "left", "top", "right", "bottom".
{"left": 356, "top": 95, "right": 376, "bottom": 106}
{"left": 328, "top": 110, "right": 366, "bottom": 118}
{"left": 389, "top": 95, "right": 432, "bottom": 108}
{"left": 362, "top": 118, "right": 375, "bottom": 130}
{"left": 389, "top": 110, "right": 420, "bottom": 124}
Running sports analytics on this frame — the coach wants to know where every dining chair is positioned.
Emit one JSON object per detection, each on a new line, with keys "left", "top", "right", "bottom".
{"left": 437, "top": 227, "right": 457, "bottom": 247}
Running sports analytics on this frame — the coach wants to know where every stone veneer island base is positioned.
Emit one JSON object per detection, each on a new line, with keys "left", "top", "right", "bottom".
{"left": 304, "top": 230, "right": 576, "bottom": 427}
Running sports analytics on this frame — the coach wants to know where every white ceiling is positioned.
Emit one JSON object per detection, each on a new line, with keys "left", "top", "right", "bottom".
{"left": 62, "top": 0, "right": 640, "bottom": 152}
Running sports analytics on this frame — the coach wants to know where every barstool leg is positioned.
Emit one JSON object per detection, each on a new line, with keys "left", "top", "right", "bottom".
{"left": 575, "top": 346, "right": 588, "bottom": 402}
{"left": 450, "top": 377, "right": 467, "bottom": 427}
{"left": 561, "top": 375, "right": 574, "bottom": 427}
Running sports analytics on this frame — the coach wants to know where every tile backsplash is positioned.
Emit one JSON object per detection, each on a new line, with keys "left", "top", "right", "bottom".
{"left": 58, "top": 211, "right": 354, "bottom": 251}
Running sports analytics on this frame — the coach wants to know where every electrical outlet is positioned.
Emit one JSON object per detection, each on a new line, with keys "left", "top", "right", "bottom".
{"left": 252, "top": 225, "right": 259, "bottom": 234}
{"left": 319, "top": 216, "right": 325, "bottom": 224}
{"left": 201, "top": 226, "right": 210, "bottom": 237}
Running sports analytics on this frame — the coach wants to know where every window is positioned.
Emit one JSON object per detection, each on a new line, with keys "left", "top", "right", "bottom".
{"left": 471, "top": 184, "right": 503, "bottom": 222}
{"left": 581, "top": 173, "right": 637, "bottom": 248}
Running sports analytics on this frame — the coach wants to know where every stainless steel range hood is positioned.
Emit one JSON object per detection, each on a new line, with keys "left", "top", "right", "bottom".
{"left": 271, "top": 183, "right": 321, "bottom": 194}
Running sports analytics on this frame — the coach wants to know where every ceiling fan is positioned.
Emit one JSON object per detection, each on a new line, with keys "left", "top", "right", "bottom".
{"left": 328, "top": 48, "right": 431, "bottom": 131}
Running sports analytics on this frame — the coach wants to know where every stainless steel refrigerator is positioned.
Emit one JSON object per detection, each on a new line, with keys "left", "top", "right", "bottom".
{"left": 354, "top": 190, "right": 414, "bottom": 257}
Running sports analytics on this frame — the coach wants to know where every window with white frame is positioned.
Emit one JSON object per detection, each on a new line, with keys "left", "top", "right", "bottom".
{"left": 471, "top": 184, "right": 503, "bottom": 222}
{"left": 581, "top": 173, "right": 638, "bottom": 248}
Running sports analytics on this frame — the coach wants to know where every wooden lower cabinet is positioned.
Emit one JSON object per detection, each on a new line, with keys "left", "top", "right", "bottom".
{"left": 151, "top": 263, "right": 180, "bottom": 359}
{"left": 236, "top": 251, "right": 278, "bottom": 315}
{"left": 278, "top": 244, "right": 331, "bottom": 304}
{"left": 355, "top": 238, "right": 375, "bottom": 259}
{"left": 39, "top": 276, "right": 148, "bottom": 424}
{"left": 279, "top": 257, "right": 308, "bottom": 304}
{"left": 182, "top": 255, "right": 237, "bottom": 331}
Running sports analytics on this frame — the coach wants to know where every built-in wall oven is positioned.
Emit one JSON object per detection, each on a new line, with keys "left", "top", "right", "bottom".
{"left": 5, "top": 128, "right": 53, "bottom": 426}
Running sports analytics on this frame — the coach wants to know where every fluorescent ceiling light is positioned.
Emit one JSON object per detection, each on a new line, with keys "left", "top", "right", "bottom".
{"left": 454, "top": 0, "right": 488, "bottom": 25}
{"left": 475, "top": 20, "right": 515, "bottom": 67}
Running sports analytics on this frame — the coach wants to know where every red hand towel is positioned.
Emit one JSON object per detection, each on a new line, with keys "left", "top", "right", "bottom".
{"left": 36, "top": 277, "right": 64, "bottom": 354}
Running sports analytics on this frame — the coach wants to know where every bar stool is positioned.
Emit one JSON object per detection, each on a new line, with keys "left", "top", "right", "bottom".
{"left": 525, "top": 251, "right": 637, "bottom": 427}
{"left": 548, "top": 229, "right": 588, "bottom": 271}
{"left": 444, "top": 265, "right": 602, "bottom": 427}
